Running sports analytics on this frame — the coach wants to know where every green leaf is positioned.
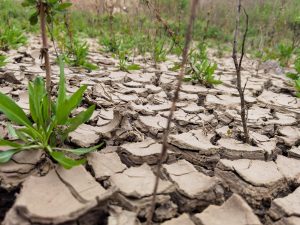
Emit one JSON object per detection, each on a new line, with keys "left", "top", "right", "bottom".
{"left": 183, "top": 77, "right": 192, "bottom": 82}
{"left": 63, "top": 105, "right": 95, "bottom": 135}
{"left": 0, "top": 149, "right": 20, "bottom": 163}
{"left": 59, "top": 85, "right": 87, "bottom": 125}
{"left": 286, "top": 73, "right": 299, "bottom": 80}
{"left": 56, "top": 57, "right": 67, "bottom": 124}
{"left": 295, "top": 79, "right": 300, "bottom": 91}
{"left": 295, "top": 58, "right": 300, "bottom": 73}
{"left": 22, "top": 0, "right": 37, "bottom": 7}
{"left": 15, "top": 129, "right": 31, "bottom": 143}
{"left": 50, "top": 151, "right": 86, "bottom": 169}
{"left": 57, "top": 2, "right": 72, "bottom": 11}
{"left": 29, "top": 11, "right": 39, "bottom": 25}
{"left": 18, "top": 127, "right": 44, "bottom": 143}
{"left": 0, "top": 139, "right": 21, "bottom": 148}
{"left": 126, "top": 64, "right": 141, "bottom": 71}
{"left": 54, "top": 143, "right": 104, "bottom": 156}
{"left": 48, "top": 0, "right": 59, "bottom": 4}
{"left": 0, "top": 92, "right": 32, "bottom": 127}
{"left": 29, "top": 77, "right": 47, "bottom": 126}
{"left": 7, "top": 124, "right": 18, "bottom": 139}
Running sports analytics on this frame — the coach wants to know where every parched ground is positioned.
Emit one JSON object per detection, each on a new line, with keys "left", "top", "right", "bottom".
{"left": 0, "top": 35, "right": 299, "bottom": 225}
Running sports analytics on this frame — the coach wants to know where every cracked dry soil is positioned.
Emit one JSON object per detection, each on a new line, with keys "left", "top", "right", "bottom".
{"left": 0, "top": 36, "right": 300, "bottom": 225}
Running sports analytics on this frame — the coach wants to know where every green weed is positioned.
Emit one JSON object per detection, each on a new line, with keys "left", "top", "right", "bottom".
{"left": 0, "top": 58, "right": 99, "bottom": 169}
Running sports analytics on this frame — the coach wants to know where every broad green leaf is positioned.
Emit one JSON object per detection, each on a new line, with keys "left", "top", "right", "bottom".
{"left": 64, "top": 105, "right": 95, "bottom": 135}
{"left": 0, "top": 92, "right": 32, "bottom": 127}
{"left": 56, "top": 57, "right": 67, "bottom": 124}
{"left": 50, "top": 151, "right": 86, "bottom": 169}
{"left": 0, "top": 149, "right": 20, "bottom": 163}
{"left": 54, "top": 143, "right": 104, "bottom": 156}
{"left": 0, "top": 139, "right": 21, "bottom": 148}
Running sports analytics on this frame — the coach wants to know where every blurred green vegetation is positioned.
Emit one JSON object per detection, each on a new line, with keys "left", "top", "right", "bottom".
{"left": 0, "top": 0, "right": 299, "bottom": 67}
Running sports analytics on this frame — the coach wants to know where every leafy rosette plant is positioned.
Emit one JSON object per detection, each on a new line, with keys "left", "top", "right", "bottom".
{"left": 0, "top": 58, "right": 100, "bottom": 169}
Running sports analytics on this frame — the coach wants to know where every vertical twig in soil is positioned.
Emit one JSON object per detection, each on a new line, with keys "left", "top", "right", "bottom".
{"left": 232, "top": 0, "right": 250, "bottom": 144}
{"left": 38, "top": 0, "right": 52, "bottom": 110}
{"left": 146, "top": 0, "right": 199, "bottom": 224}
{"left": 143, "top": 0, "right": 179, "bottom": 45}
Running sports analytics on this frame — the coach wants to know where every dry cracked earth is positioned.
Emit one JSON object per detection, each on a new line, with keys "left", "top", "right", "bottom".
{"left": 0, "top": 36, "right": 300, "bottom": 225}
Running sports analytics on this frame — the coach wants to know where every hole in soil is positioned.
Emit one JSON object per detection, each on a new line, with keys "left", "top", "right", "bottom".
{"left": 0, "top": 187, "right": 19, "bottom": 222}
{"left": 63, "top": 208, "right": 109, "bottom": 225}
{"left": 276, "top": 143, "right": 290, "bottom": 157}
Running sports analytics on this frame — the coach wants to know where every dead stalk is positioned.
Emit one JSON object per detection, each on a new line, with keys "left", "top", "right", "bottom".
{"left": 143, "top": 0, "right": 179, "bottom": 45}
{"left": 146, "top": 0, "right": 199, "bottom": 224}
{"left": 232, "top": 0, "right": 250, "bottom": 144}
{"left": 38, "top": 0, "right": 52, "bottom": 108}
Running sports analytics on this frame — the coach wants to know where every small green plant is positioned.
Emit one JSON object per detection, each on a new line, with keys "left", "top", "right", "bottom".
{"left": 0, "top": 26, "right": 27, "bottom": 50}
{"left": 184, "top": 44, "right": 221, "bottom": 86}
{"left": 286, "top": 56, "right": 300, "bottom": 97}
{"left": 153, "top": 39, "right": 167, "bottom": 64}
{"left": 100, "top": 34, "right": 121, "bottom": 54}
{"left": 0, "top": 58, "right": 100, "bottom": 169}
{"left": 276, "top": 43, "right": 294, "bottom": 67}
{"left": 63, "top": 39, "right": 98, "bottom": 71}
{"left": 0, "top": 54, "right": 7, "bottom": 68}
{"left": 118, "top": 50, "right": 141, "bottom": 72}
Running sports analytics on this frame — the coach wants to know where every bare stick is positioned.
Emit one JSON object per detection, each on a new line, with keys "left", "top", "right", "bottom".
{"left": 38, "top": 0, "right": 52, "bottom": 109}
{"left": 146, "top": 1, "right": 199, "bottom": 224}
{"left": 232, "top": 0, "right": 250, "bottom": 144}
{"left": 143, "top": 0, "right": 179, "bottom": 45}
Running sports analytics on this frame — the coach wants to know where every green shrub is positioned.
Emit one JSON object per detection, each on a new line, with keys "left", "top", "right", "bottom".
{"left": 0, "top": 58, "right": 100, "bottom": 169}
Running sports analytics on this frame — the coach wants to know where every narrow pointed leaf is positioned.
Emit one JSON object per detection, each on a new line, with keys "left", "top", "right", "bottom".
{"left": 7, "top": 124, "right": 18, "bottom": 139}
{"left": 0, "top": 92, "right": 32, "bottom": 127}
{"left": 56, "top": 57, "right": 67, "bottom": 124}
{"left": 54, "top": 142, "right": 104, "bottom": 156}
{"left": 0, "top": 149, "right": 20, "bottom": 163}
{"left": 0, "top": 139, "right": 21, "bottom": 148}
{"left": 60, "top": 85, "right": 87, "bottom": 125}
{"left": 50, "top": 151, "right": 86, "bottom": 169}
{"left": 64, "top": 105, "right": 95, "bottom": 135}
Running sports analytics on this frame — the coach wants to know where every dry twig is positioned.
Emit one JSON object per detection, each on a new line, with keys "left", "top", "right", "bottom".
{"left": 146, "top": 0, "right": 199, "bottom": 224}
{"left": 232, "top": 0, "right": 250, "bottom": 144}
